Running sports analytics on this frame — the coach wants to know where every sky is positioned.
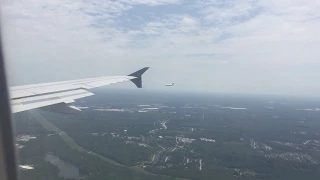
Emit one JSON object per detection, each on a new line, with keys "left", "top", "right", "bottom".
{"left": 1, "top": 0, "right": 320, "bottom": 96}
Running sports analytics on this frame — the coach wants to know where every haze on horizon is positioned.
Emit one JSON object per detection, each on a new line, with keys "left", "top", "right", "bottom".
{"left": 1, "top": 0, "right": 320, "bottom": 97}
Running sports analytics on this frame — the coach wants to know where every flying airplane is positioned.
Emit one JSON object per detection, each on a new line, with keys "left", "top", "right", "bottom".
{"left": 9, "top": 67, "right": 149, "bottom": 114}
{"left": 166, "top": 83, "right": 174, "bottom": 86}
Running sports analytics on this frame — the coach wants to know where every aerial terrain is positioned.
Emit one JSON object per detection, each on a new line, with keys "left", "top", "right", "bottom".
{"left": 14, "top": 89, "right": 320, "bottom": 180}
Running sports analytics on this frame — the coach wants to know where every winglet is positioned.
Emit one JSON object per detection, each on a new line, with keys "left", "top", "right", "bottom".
{"left": 128, "top": 67, "right": 149, "bottom": 88}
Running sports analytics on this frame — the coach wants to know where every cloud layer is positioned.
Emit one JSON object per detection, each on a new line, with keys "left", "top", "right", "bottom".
{"left": 1, "top": 0, "right": 320, "bottom": 96}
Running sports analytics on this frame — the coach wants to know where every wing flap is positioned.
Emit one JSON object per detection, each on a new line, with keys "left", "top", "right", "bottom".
{"left": 11, "top": 89, "right": 94, "bottom": 113}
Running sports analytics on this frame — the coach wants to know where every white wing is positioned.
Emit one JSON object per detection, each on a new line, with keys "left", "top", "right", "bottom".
{"left": 10, "top": 67, "right": 149, "bottom": 113}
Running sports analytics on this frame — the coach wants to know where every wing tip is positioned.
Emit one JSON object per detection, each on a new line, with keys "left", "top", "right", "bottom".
{"left": 128, "top": 67, "right": 150, "bottom": 88}
{"left": 128, "top": 67, "right": 149, "bottom": 77}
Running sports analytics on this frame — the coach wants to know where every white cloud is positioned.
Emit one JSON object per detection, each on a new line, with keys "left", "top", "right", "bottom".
{"left": 199, "top": 0, "right": 259, "bottom": 24}
{"left": 180, "top": 17, "right": 197, "bottom": 26}
{"left": 119, "top": 0, "right": 181, "bottom": 6}
{"left": 1, "top": 0, "right": 320, "bottom": 96}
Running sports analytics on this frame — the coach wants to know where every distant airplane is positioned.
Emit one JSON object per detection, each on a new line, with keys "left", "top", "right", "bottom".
{"left": 166, "top": 83, "right": 174, "bottom": 86}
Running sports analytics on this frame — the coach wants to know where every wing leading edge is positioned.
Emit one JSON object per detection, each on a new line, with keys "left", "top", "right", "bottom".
{"left": 10, "top": 67, "right": 149, "bottom": 113}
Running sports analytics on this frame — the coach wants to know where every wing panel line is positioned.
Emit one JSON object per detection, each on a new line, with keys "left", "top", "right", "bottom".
{"left": 11, "top": 88, "right": 86, "bottom": 100}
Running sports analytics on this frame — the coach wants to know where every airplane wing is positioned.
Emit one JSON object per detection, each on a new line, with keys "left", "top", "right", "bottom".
{"left": 9, "top": 67, "right": 149, "bottom": 113}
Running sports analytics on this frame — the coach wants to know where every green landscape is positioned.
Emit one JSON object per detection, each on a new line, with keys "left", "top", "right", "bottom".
{"left": 14, "top": 90, "right": 320, "bottom": 179}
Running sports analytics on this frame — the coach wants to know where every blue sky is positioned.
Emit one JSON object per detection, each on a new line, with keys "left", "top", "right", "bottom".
{"left": 1, "top": 0, "right": 320, "bottom": 96}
